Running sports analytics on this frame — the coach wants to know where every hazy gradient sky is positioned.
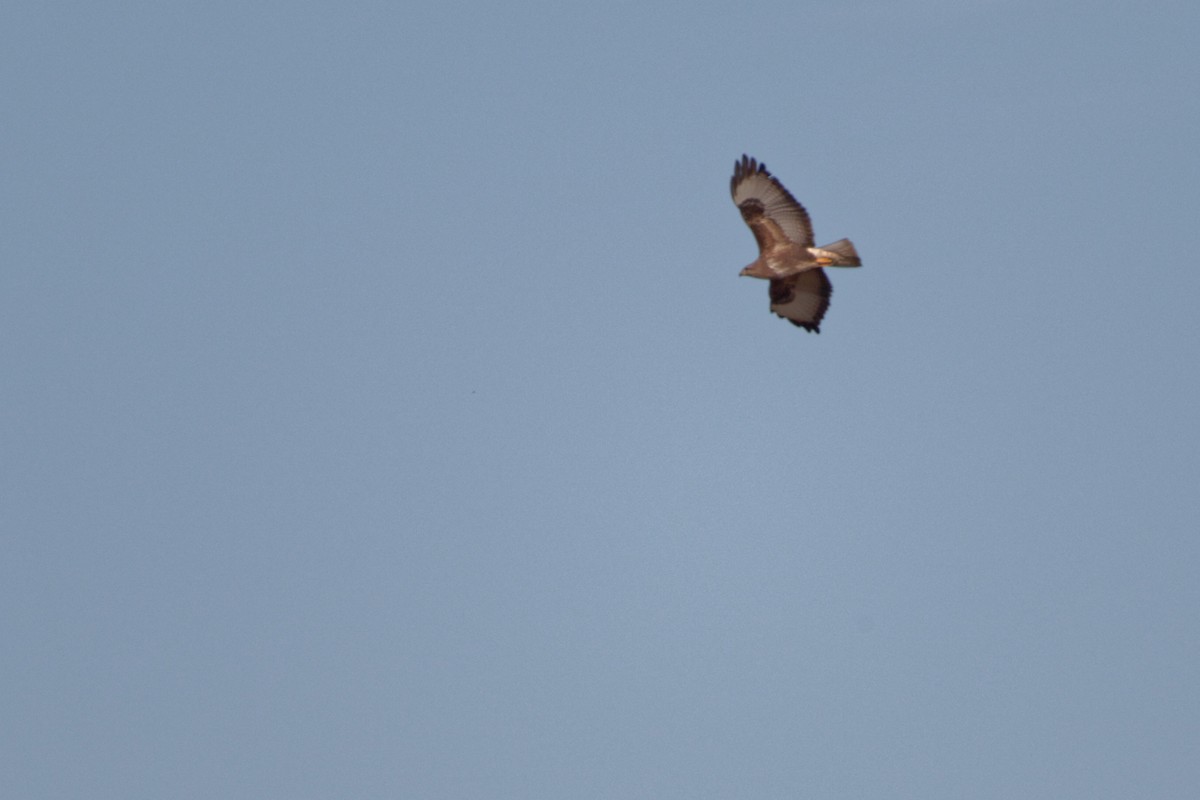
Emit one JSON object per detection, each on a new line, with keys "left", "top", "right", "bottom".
{"left": 4, "top": 1, "right": 1199, "bottom": 798}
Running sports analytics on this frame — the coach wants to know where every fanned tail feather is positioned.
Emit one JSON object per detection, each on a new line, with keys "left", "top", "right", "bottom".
{"left": 815, "top": 238, "right": 861, "bottom": 267}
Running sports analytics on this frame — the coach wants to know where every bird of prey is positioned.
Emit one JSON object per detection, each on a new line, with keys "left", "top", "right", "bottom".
{"left": 731, "top": 154, "right": 861, "bottom": 333}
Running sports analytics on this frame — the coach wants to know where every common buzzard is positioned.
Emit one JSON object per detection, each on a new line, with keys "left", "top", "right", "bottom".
{"left": 731, "top": 154, "right": 861, "bottom": 333}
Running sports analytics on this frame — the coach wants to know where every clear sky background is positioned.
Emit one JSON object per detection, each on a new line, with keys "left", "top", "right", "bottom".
{"left": 4, "top": 1, "right": 1199, "bottom": 797}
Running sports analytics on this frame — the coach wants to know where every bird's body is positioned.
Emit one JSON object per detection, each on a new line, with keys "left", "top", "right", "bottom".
{"left": 731, "top": 154, "right": 861, "bottom": 332}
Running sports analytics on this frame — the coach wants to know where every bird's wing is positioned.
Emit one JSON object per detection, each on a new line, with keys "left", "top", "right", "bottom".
{"left": 731, "top": 155, "right": 814, "bottom": 249}
{"left": 769, "top": 269, "right": 832, "bottom": 333}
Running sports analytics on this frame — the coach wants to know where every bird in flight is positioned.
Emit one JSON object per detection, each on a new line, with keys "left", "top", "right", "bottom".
{"left": 731, "top": 154, "right": 861, "bottom": 333}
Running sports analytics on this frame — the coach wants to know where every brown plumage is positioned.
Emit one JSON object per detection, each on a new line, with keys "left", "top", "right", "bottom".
{"left": 731, "top": 154, "right": 861, "bottom": 333}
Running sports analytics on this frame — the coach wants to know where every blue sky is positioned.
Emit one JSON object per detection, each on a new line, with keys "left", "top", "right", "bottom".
{"left": 3, "top": 1, "right": 1199, "bottom": 797}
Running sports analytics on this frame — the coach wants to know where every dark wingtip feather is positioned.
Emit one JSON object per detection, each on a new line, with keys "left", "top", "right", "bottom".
{"left": 788, "top": 319, "right": 820, "bottom": 333}
{"left": 732, "top": 154, "right": 770, "bottom": 197}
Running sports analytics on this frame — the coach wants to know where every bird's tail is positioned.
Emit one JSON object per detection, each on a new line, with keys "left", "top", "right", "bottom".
{"left": 813, "top": 238, "right": 861, "bottom": 267}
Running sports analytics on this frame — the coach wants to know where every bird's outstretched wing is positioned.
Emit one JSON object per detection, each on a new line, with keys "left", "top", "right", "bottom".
{"left": 731, "top": 154, "right": 814, "bottom": 250}
{"left": 769, "top": 269, "right": 832, "bottom": 333}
